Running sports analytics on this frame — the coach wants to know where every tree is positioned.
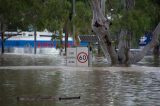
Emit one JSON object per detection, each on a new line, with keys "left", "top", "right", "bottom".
{"left": 74, "top": 1, "right": 92, "bottom": 34}
{"left": 90, "top": 0, "right": 160, "bottom": 66}
{"left": 0, "top": 0, "right": 46, "bottom": 53}
{"left": 0, "top": 0, "right": 45, "bottom": 30}
{"left": 42, "top": 0, "right": 72, "bottom": 53}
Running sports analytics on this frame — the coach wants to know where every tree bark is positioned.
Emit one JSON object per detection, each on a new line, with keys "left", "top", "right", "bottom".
{"left": 91, "top": 0, "right": 118, "bottom": 65}
{"left": 118, "top": 0, "right": 134, "bottom": 66}
{"left": 100, "top": 0, "right": 106, "bottom": 15}
{"left": 153, "top": 45, "right": 159, "bottom": 57}
{"left": 153, "top": 45, "right": 159, "bottom": 66}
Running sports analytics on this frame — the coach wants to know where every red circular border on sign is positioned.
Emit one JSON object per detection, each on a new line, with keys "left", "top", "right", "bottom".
{"left": 77, "top": 52, "right": 88, "bottom": 63}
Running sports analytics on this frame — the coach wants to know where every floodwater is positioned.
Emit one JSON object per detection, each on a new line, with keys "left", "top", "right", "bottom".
{"left": 0, "top": 48, "right": 64, "bottom": 66}
{"left": 0, "top": 48, "right": 160, "bottom": 106}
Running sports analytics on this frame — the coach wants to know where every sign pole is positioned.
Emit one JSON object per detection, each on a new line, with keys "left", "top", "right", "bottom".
{"left": 88, "top": 43, "right": 92, "bottom": 67}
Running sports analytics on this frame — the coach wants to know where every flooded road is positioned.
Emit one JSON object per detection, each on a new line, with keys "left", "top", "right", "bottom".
{"left": 0, "top": 48, "right": 65, "bottom": 66}
{"left": 0, "top": 48, "right": 160, "bottom": 106}
{"left": 0, "top": 67, "right": 160, "bottom": 106}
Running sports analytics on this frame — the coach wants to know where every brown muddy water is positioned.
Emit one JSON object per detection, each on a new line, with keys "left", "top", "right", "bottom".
{"left": 0, "top": 48, "right": 160, "bottom": 106}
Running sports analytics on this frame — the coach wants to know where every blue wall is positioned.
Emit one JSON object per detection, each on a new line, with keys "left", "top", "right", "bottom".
{"left": 0, "top": 40, "right": 88, "bottom": 48}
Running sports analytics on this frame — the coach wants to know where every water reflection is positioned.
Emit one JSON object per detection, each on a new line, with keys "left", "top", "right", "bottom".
{"left": 136, "top": 56, "right": 160, "bottom": 67}
{"left": 0, "top": 69, "right": 61, "bottom": 106}
{"left": 4, "top": 47, "right": 60, "bottom": 55}
{"left": 1, "top": 68, "right": 160, "bottom": 106}
{"left": 0, "top": 54, "right": 64, "bottom": 66}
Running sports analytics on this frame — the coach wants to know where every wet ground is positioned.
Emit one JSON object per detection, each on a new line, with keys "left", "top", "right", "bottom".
{"left": 0, "top": 48, "right": 160, "bottom": 106}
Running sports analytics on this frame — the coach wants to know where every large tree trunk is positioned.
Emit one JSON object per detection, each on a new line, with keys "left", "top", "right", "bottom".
{"left": 117, "top": 29, "right": 131, "bottom": 65}
{"left": 118, "top": 0, "right": 134, "bottom": 66}
{"left": 91, "top": 0, "right": 118, "bottom": 65}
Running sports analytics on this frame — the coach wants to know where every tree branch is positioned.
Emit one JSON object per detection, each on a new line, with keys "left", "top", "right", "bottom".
{"left": 129, "top": 22, "right": 160, "bottom": 64}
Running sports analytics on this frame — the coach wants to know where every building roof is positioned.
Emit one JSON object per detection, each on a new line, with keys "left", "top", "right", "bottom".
{"left": 78, "top": 35, "right": 99, "bottom": 43}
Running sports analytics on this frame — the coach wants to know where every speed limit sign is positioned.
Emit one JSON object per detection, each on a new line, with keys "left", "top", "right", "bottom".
{"left": 77, "top": 52, "right": 88, "bottom": 63}
{"left": 77, "top": 47, "right": 88, "bottom": 66}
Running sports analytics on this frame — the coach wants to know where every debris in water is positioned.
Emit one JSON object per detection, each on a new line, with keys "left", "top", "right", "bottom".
{"left": 17, "top": 95, "right": 80, "bottom": 101}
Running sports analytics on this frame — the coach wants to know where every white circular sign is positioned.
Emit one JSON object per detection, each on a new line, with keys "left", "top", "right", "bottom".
{"left": 77, "top": 52, "right": 88, "bottom": 63}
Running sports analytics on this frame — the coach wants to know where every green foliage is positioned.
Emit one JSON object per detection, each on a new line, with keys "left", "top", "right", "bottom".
{"left": 42, "top": 0, "right": 71, "bottom": 31}
{"left": 74, "top": 1, "right": 92, "bottom": 34}
{"left": 0, "top": 0, "right": 45, "bottom": 30}
{"left": 108, "top": 0, "right": 160, "bottom": 47}
{"left": 0, "top": 0, "right": 92, "bottom": 36}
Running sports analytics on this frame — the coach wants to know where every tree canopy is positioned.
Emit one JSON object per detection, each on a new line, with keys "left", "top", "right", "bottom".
{"left": 0, "top": 0, "right": 92, "bottom": 35}
{"left": 0, "top": 0, "right": 159, "bottom": 32}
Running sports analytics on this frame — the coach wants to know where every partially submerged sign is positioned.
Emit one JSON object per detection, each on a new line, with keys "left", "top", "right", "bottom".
{"left": 66, "top": 48, "right": 77, "bottom": 66}
{"left": 67, "top": 47, "right": 88, "bottom": 67}
{"left": 76, "top": 47, "right": 88, "bottom": 66}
